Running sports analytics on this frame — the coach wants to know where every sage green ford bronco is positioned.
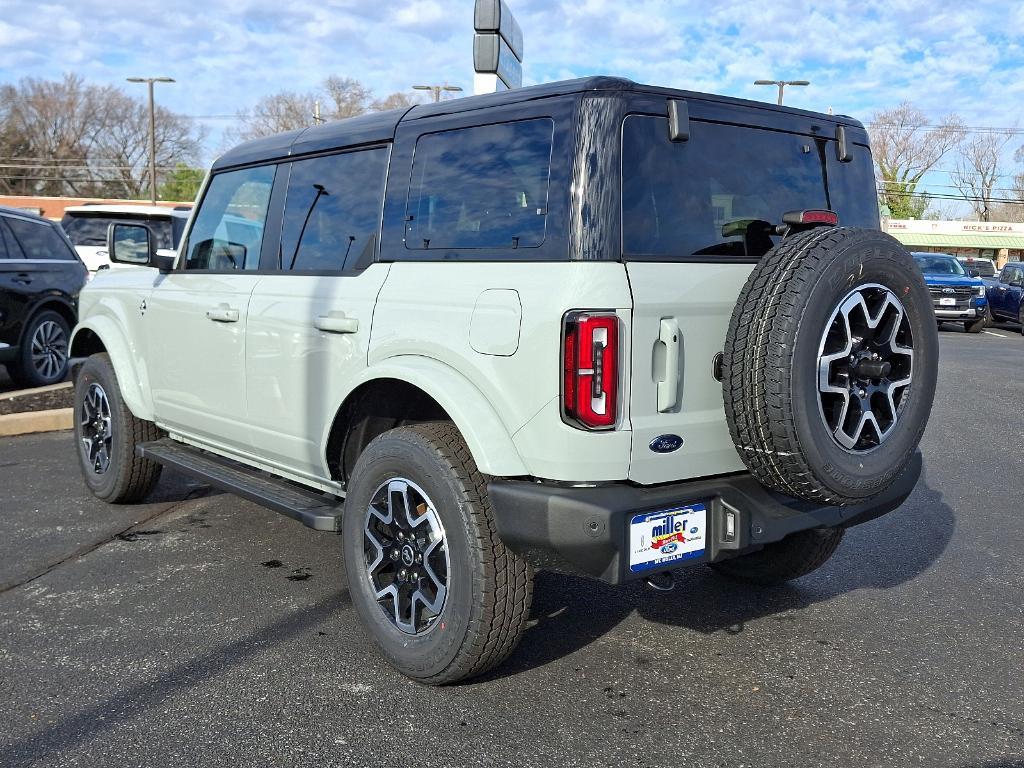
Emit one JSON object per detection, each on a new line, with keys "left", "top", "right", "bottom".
{"left": 70, "top": 77, "right": 937, "bottom": 684}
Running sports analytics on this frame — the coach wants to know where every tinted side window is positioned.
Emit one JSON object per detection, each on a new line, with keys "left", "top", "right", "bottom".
{"left": 278, "top": 147, "right": 389, "bottom": 271}
{"left": 405, "top": 118, "right": 554, "bottom": 250}
{"left": 622, "top": 116, "right": 878, "bottom": 261}
{"left": 0, "top": 219, "right": 19, "bottom": 259}
{"left": 6, "top": 217, "right": 77, "bottom": 260}
{"left": 185, "top": 165, "right": 276, "bottom": 271}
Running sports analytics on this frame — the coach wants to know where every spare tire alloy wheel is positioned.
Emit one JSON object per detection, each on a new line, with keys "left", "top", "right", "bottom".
{"left": 723, "top": 227, "right": 938, "bottom": 505}
{"left": 363, "top": 478, "right": 449, "bottom": 635}
{"left": 817, "top": 284, "right": 913, "bottom": 452}
{"left": 80, "top": 382, "right": 113, "bottom": 475}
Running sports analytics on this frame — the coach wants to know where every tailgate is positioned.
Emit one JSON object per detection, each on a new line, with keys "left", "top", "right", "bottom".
{"left": 625, "top": 262, "right": 751, "bottom": 484}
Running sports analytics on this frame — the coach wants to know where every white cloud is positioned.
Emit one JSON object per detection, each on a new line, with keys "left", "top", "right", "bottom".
{"left": 0, "top": 0, "right": 1020, "bottom": 183}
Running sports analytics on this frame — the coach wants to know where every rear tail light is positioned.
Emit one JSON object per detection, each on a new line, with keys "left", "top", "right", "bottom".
{"left": 562, "top": 311, "right": 619, "bottom": 429}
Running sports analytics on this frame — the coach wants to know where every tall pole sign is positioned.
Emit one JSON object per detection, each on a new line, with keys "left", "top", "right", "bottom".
{"left": 473, "top": 0, "right": 523, "bottom": 94}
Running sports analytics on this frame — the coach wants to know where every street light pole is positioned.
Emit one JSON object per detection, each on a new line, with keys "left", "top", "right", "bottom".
{"left": 127, "top": 76, "right": 175, "bottom": 203}
{"left": 412, "top": 82, "right": 464, "bottom": 103}
{"left": 753, "top": 79, "right": 810, "bottom": 106}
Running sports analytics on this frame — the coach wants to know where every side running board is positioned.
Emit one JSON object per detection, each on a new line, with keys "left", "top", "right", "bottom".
{"left": 138, "top": 438, "right": 343, "bottom": 532}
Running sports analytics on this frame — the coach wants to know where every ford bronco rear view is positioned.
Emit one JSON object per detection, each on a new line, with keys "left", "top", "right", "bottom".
{"left": 69, "top": 77, "right": 938, "bottom": 684}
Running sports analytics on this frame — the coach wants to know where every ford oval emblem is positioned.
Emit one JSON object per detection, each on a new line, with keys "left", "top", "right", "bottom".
{"left": 649, "top": 434, "right": 684, "bottom": 454}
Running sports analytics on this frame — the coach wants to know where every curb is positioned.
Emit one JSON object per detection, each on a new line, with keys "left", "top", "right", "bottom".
{"left": 0, "top": 381, "right": 73, "bottom": 404}
{"left": 0, "top": 408, "right": 73, "bottom": 437}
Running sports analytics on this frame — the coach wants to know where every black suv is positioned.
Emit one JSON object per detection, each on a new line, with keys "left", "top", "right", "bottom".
{"left": 0, "top": 207, "right": 87, "bottom": 388}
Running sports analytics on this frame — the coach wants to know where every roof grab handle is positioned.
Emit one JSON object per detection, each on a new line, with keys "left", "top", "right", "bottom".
{"left": 835, "top": 124, "right": 852, "bottom": 163}
{"left": 667, "top": 100, "right": 689, "bottom": 143}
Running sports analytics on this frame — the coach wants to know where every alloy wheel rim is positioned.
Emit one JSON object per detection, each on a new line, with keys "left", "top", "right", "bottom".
{"left": 79, "top": 383, "right": 113, "bottom": 474}
{"left": 31, "top": 320, "right": 68, "bottom": 381}
{"left": 816, "top": 283, "right": 914, "bottom": 453}
{"left": 363, "top": 478, "right": 449, "bottom": 635}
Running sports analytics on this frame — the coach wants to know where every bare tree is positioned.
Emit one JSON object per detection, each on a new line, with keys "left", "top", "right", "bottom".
{"left": 229, "top": 77, "right": 422, "bottom": 143}
{"left": 371, "top": 91, "right": 422, "bottom": 112}
{"left": 868, "top": 102, "right": 964, "bottom": 219}
{"left": 951, "top": 129, "right": 1016, "bottom": 221}
{"left": 987, "top": 146, "right": 1024, "bottom": 222}
{"left": 0, "top": 73, "right": 204, "bottom": 198}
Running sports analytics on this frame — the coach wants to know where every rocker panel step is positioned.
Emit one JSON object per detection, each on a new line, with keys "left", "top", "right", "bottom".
{"left": 138, "top": 438, "right": 343, "bottom": 532}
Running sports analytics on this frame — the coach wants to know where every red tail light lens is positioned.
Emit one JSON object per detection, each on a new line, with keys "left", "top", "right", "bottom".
{"left": 562, "top": 312, "right": 618, "bottom": 429}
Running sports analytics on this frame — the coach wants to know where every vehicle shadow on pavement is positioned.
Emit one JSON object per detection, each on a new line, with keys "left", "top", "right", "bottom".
{"left": 0, "top": 590, "right": 350, "bottom": 767}
{"left": 493, "top": 476, "right": 954, "bottom": 679}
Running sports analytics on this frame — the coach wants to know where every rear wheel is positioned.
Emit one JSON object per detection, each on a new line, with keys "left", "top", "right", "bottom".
{"left": 9, "top": 310, "right": 70, "bottom": 388}
{"left": 710, "top": 528, "right": 845, "bottom": 586}
{"left": 1019, "top": 308, "right": 1024, "bottom": 336}
{"left": 74, "top": 354, "right": 162, "bottom": 503}
{"left": 342, "top": 422, "right": 532, "bottom": 684}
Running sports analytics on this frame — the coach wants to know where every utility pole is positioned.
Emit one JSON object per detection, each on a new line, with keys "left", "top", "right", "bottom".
{"left": 754, "top": 79, "right": 810, "bottom": 106}
{"left": 412, "top": 82, "right": 463, "bottom": 103}
{"left": 127, "top": 76, "right": 175, "bottom": 203}
{"left": 313, "top": 100, "right": 324, "bottom": 125}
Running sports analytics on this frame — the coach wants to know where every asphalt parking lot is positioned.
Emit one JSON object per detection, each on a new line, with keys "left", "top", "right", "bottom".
{"left": 1, "top": 326, "right": 1022, "bottom": 768}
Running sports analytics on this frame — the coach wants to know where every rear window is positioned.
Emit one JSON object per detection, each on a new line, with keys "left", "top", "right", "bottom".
{"left": 621, "top": 116, "right": 879, "bottom": 261}
{"left": 62, "top": 214, "right": 174, "bottom": 250}
{"left": 405, "top": 118, "right": 554, "bottom": 251}
{"left": 5, "top": 216, "right": 78, "bottom": 261}
{"left": 960, "top": 259, "right": 996, "bottom": 277}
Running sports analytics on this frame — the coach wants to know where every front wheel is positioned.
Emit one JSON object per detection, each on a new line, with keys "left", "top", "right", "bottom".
{"left": 342, "top": 422, "right": 532, "bottom": 685}
{"left": 965, "top": 316, "right": 986, "bottom": 334}
{"left": 73, "top": 353, "right": 162, "bottom": 503}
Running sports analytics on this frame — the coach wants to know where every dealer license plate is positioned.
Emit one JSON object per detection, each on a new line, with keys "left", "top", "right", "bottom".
{"left": 939, "top": 297, "right": 957, "bottom": 306}
{"left": 628, "top": 504, "right": 707, "bottom": 573}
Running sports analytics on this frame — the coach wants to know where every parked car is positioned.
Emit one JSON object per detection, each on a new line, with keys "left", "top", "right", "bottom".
{"left": 911, "top": 252, "right": 988, "bottom": 333}
{"left": 956, "top": 255, "right": 997, "bottom": 278}
{"left": 70, "top": 76, "right": 937, "bottom": 684}
{"left": 983, "top": 261, "right": 1024, "bottom": 334}
{"left": 60, "top": 205, "right": 191, "bottom": 272}
{"left": 0, "top": 206, "right": 88, "bottom": 387}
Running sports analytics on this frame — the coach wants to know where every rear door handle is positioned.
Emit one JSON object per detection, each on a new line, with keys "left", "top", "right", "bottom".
{"left": 206, "top": 305, "right": 239, "bottom": 323}
{"left": 315, "top": 313, "right": 359, "bottom": 334}
{"left": 657, "top": 318, "right": 680, "bottom": 412}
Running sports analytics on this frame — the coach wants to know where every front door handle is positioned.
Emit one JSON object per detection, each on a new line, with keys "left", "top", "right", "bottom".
{"left": 315, "top": 313, "right": 359, "bottom": 334}
{"left": 657, "top": 318, "right": 680, "bottom": 412}
{"left": 206, "top": 305, "right": 239, "bottom": 323}
{"left": 13, "top": 273, "right": 32, "bottom": 285}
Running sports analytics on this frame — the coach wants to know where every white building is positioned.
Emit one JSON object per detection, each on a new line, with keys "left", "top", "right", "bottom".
{"left": 884, "top": 218, "right": 1024, "bottom": 268}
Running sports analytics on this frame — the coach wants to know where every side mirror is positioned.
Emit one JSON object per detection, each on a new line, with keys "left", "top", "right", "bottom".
{"left": 106, "top": 223, "right": 174, "bottom": 272}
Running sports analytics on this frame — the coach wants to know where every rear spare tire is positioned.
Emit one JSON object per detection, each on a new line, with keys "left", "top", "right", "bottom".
{"left": 722, "top": 227, "right": 937, "bottom": 505}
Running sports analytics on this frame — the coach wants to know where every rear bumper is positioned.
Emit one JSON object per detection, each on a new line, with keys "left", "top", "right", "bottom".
{"left": 488, "top": 451, "right": 921, "bottom": 585}
{"left": 0, "top": 342, "right": 16, "bottom": 363}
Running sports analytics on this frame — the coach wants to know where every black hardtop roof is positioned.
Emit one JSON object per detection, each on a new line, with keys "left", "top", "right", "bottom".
{"left": 213, "top": 75, "right": 865, "bottom": 171}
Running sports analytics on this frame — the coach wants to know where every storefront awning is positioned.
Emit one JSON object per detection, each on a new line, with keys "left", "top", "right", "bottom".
{"left": 889, "top": 232, "right": 1024, "bottom": 249}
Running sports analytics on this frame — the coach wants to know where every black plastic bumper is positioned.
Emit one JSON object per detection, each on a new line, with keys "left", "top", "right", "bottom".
{"left": 488, "top": 451, "right": 922, "bottom": 585}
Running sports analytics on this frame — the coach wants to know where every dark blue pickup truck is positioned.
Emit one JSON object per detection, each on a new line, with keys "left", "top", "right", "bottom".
{"left": 983, "top": 261, "right": 1024, "bottom": 334}
{"left": 911, "top": 252, "right": 989, "bottom": 333}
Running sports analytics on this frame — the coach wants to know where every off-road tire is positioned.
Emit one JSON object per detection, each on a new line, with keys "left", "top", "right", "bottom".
{"left": 74, "top": 353, "right": 162, "bottom": 503}
{"left": 710, "top": 528, "right": 845, "bottom": 586}
{"left": 965, "top": 316, "right": 986, "bottom": 334}
{"left": 1019, "top": 307, "right": 1024, "bottom": 336}
{"left": 342, "top": 422, "right": 532, "bottom": 685}
{"left": 722, "top": 227, "right": 938, "bottom": 505}
{"left": 9, "top": 310, "right": 71, "bottom": 388}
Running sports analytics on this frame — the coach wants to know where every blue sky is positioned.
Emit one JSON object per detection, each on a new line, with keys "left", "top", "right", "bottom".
{"left": 2, "top": 0, "right": 1023, "bottom": 207}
